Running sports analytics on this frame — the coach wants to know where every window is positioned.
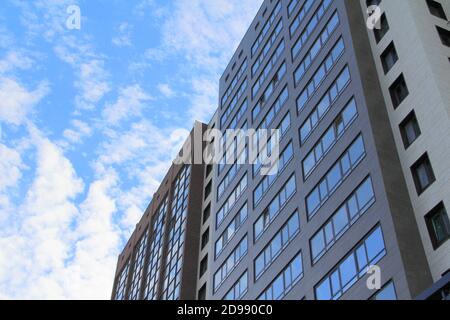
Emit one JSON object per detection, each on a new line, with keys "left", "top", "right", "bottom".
{"left": 437, "top": 26, "right": 450, "bottom": 47}
{"left": 258, "top": 253, "right": 303, "bottom": 300}
{"left": 215, "top": 204, "right": 248, "bottom": 259}
{"left": 380, "top": 42, "right": 398, "bottom": 74}
{"left": 411, "top": 153, "right": 436, "bottom": 195}
{"left": 289, "top": 0, "right": 316, "bottom": 36}
{"left": 204, "top": 181, "right": 212, "bottom": 199}
{"left": 252, "top": 1, "right": 282, "bottom": 57}
{"left": 203, "top": 204, "right": 211, "bottom": 224}
{"left": 374, "top": 14, "right": 389, "bottom": 43}
{"left": 366, "top": 0, "right": 381, "bottom": 6}
{"left": 315, "top": 226, "right": 386, "bottom": 300}
{"left": 199, "top": 255, "right": 208, "bottom": 278}
{"left": 206, "top": 164, "right": 213, "bottom": 177}
{"left": 252, "top": 20, "right": 283, "bottom": 77}
{"left": 427, "top": 0, "right": 447, "bottom": 20}
{"left": 425, "top": 202, "right": 450, "bottom": 249}
{"left": 399, "top": 110, "right": 421, "bottom": 148}
{"left": 223, "top": 271, "right": 248, "bottom": 300}
{"left": 198, "top": 284, "right": 207, "bottom": 300}
{"left": 310, "top": 176, "right": 375, "bottom": 263}
{"left": 389, "top": 74, "right": 409, "bottom": 109}
{"left": 201, "top": 228, "right": 209, "bottom": 250}
{"left": 216, "top": 173, "right": 248, "bottom": 228}
{"left": 370, "top": 281, "right": 397, "bottom": 300}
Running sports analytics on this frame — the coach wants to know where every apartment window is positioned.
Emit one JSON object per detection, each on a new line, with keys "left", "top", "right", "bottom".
{"left": 201, "top": 228, "right": 209, "bottom": 250}
{"left": 411, "top": 153, "right": 436, "bottom": 195}
{"left": 366, "top": 0, "right": 381, "bottom": 7}
{"left": 380, "top": 42, "right": 398, "bottom": 74}
{"left": 437, "top": 27, "right": 450, "bottom": 47}
{"left": 223, "top": 271, "right": 248, "bottom": 300}
{"left": 425, "top": 202, "right": 450, "bottom": 249}
{"left": 204, "top": 181, "right": 212, "bottom": 199}
{"left": 374, "top": 14, "right": 389, "bottom": 43}
{"left": 389, "top": 74, "right": 409, "bottom": 108}
{"left": 198, "top": 284, "right": 207, "bottom": 300}
{"left": 206, "top": 164, "right": 213, "bottom": 178}
{"left": 399, "top": 110, "right": 421, "bottom": 148}
{"left": 427, "top": 0, "right": 447, "bottom": 20}
{"left": 199, "top": 255, "right": 208, "bottom": 278}
{"left": 370, "top": 281, "right": 397, "bottom": 300}
{"left": 203, "top": 204, "right": 211, "bottom": 224}
{"left": 215, "top": 204, "right": 248, "bottom": 259}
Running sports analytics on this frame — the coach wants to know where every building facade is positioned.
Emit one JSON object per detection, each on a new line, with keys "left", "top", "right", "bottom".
{"left": 112, "top": 0, "right": 450, "bottom": 300}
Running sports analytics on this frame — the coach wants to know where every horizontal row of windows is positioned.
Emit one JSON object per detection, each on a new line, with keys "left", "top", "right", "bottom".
{"left": 253, "top": 112, "right": 291, "bottom": 177}
{"left": 254, "top": 174, "right": 297, "bottom": 242}
{"left": 311, "top": 176, "right": 375, "bottom": 264}
{"left": 227, "top": 99, "right": 248, "bottom": 130}
{"left": 218, "top": 123, "right": 248, "bottom": 175}
{"left": 223, "top": 271, "right": 248, "bottom": 300}
{"left": 300, "top": 66, "right": 351, "bottom": 144}
{"left": 297, "top": 37, "right": 345, "bottom": 112}
{"left": 255, "top": 211, "right": 301, "bottom": 280}
{"left": 302, "top": 97, "right": 358, "bottom": 179}
{"left": 306, "top": 134, "right": 366, "bottom": 219}
{"left": 254, "top": 142, "right": 294, "bottom": 207}
{"left": 294, "top": 11, "right": 340, "bottom": 86}
{"left": 252, "top": 82, "right": 288, "bottom": 124}
{"left": 252, "top": 19, "right": 284, "bottom": 78}
{"left": 221, "top": 59, "right": 248, "bottom": 108}
{"left": 292, "top": 0, "right": 333, "bottom": 60}
{"left": 258, "top": 252, "right": 303, "bottom": 300}
{"left": 252, "top": 1, "right": 282, "bottom": 57}
{"left": 289, "top": 0, "right": 315, "bottom": 37}
{"left": 215, "top": 204, "right": 248, "bottom": 260}
{"left": 217, "top": 145, "right": 247, "bottom": 199}
{"left": 315, "top": 226, "right": 386, "bottom": 300}
{"left": 252, "top": 40, "right": 285, "bottom": 99}
{"left": 214, "top": 235, "right": 248, "bottom": 293}
{"left": 251, "top": 62, "right": 287, "bottom": 123}
{"left": 221, "top": 79, "right": 248, "bottom": 128}
{"left": 216, "top": 173, "right": 248, "bottom": 229}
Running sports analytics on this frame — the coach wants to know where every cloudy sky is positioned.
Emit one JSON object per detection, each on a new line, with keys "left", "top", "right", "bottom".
{"left": 0, "top": 0, "right": 262, "bottom": 299}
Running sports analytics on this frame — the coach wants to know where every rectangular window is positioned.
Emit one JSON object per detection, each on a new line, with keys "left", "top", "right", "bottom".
{"left": 310, "top": 176, "right": 375, "bottom": 264}
{"left": 306, "top": 135, "right": 366, "bottom": 219}
{"left": 380, "top": 42, "right": 398, "bottom": 74}
{"left": 294, "top": 11, "right": 340, "bottom": 85}
{"left": 198, "top": 284, "right": 206, "bottom": 300}
{"left": 427, "top": 0, "right": 447, "bottom": 20}
{"left": 302, "top": 98, "right": 358, "bottom": 179}
{"left": 199, "top": 255, "right": 208, "bottom": 277}
{"left": 114, "top": 260, "right": 130, "bottom": 300}
{"left": 411, "top": 153, "right": 436, "bottom": 195}
{"left": 252, "top": 1, "right": 282, "bottom": 57}
{"left": 253, "top": 84, "right": 288, "bottom": 124}
{"left": 399, "top": 110, "right": 421, "bottom": 148}
{"left": 254, "top": 142, "right": 294, "bottom": 207}
{"left": 221, "top": 79, "right": 248, "bottom": 128}
{"left": 297, "top": 38, "right": 345, "bottom": 112}
{"left": 366, "top": 0, "right": 381, "bottom": 6}
{"left": 128, "top": 231, "right": 149, "bottom": 300}
{"left": 215, "top": 204, "right": 248, "bottom": 259}
{"left": 255, "top": 212, "right": 301, "bottom": 280}
{"left": 214, "top": 236, "right": 248, "bottom": 292}
{"left": 374, "top": 13, "right": 389, "bottom": 43}
{"left": 223, "top": 271, "right": 248, "bottom": 300}
{"left": 315, "top": 226, "right": 386, "bottom": 300}
{"left": 221, "top": 59, "right": 248, "bottom": 108}
{"left": 201, "top": 228, "right": 209, "bottom": 250}
{"left": 299, "top": 66, "right": 351, "bottom": 145}
{"left": 254, "top": 174, "right": 297, "bottom": 241}
{"left": 425, "top": 202, "right": 450, "bottom": 249}
{"left": 217, "top": 144, "right": 247, "bottom": 199}
{"left": 216, "top": 173, "right": 248, "bottom": 228}
{"left": 289, "top": 0, "right": 316, "bottom": 36}
{"left": 389, "top": 74, "right": 409, "bottom": 109}
{"left": 437, "top": 26, "right": 450, "bottom": 47}
{"left": 370, "top": 281, "right": 397, "bottom": 300}
{"left": 291, "top": 0, "right": 333, "bottom": 59}
{"left": 252, "top": 20, "right": 283, "bottom": 77}
{"left": 258, "top": 253, "right": 303, "bottom": 300}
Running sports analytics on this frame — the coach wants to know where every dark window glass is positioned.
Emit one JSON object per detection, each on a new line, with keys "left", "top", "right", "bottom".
{"left": 200, "top": 255, "right": 208, "bottom": 278}
{"left": 374, "top": 14, "right": 389, "bottom": 43}
{"left": 201, "top": 228, "right": 209, "bottom": 250}
{"left": 389, "top": 74, "right": 409, "bottom": 108}
{"left": 411, "top": 153, "right": 436, "bottom": 195}
{"left": 204, "top": 181, "right": 212, "bottom": 199}
{"left": 366, "top": 0, "right": 381, "bottom": 6}
{"left": 399, "top": 110, "right": 421, "bottom": 148}
{"left": 203, "top": 204, "right": 211, "bottom": 224}
{"left": 206, "top": 164, "right": 213, "bottom": 177}
{"left": 427, "top": 0, "right": 447, "bottom": 20}
{"left": 380, "top": 42, "right": 398, "bottom": 74}
{"left": 198, "top": 284, "right": 206, "bottom": 300}
{"left": 425, "top": 202, "right": 450, "bottom": 249}
{"left": 437, "top": 26, "right": 450, "bottom": 47}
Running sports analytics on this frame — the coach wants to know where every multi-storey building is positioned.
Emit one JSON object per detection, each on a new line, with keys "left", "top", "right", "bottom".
{"left": 112, "top": 0, "right": 450, "bottom": 300}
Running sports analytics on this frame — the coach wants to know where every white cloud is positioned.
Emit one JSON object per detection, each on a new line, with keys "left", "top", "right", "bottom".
{"left": 157, "top": 83, "right": 175, "bottom": 98}
{"left": 0, "top": 51, "right": 34, "bottom": 74}
{"left": 0, "top": 78, "right": 50, "bottom": 126}
{"left": 112, "top": 23, "right": 133, "bottom": 47}
{"left": 102, "top": 84, "right": 152, "bottom": 125}
{"left": 63, "top": 119, "right": 93, "bottom": 144}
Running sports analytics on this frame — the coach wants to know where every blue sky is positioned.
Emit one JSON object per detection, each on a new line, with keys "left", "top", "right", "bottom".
{"left": 0, "top": 0, "right": 262, "bottom": 299}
